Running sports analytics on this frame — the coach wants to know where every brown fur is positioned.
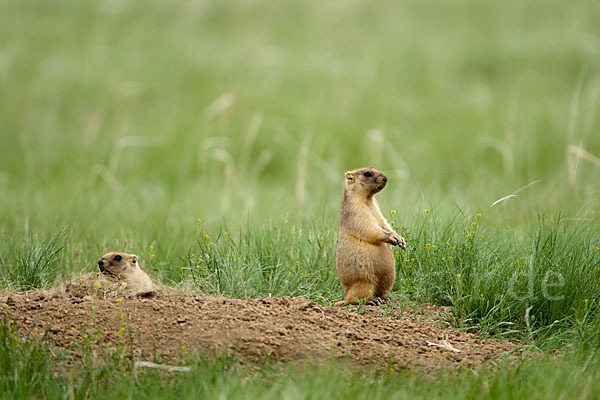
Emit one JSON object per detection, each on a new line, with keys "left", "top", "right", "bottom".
{"left": 97, "top": 252, "right": 157, "bottom": 296}
{"left": 334, "top": 167, "right": 406, "bottom": 306}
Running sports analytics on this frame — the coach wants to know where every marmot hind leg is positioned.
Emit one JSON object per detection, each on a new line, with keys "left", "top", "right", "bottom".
{"left": 334, "top": 281, "right": 375, "bottom": 306}
{"left": 367, "top": 296, "right": 388, "bottom": 306}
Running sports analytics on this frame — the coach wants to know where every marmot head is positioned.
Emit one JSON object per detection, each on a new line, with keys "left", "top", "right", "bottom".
{"left": 97, "top": 252, "right": 139, "bottom": 276}
{"left": 344, "top": 167, "right": 388, "bottom": 197}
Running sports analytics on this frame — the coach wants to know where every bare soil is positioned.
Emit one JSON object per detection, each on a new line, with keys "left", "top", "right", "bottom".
{"left": 1, "top": 291, "right": 516, "bottom": 373}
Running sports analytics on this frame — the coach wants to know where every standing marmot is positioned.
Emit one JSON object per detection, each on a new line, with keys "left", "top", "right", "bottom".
{"left": 335, "top": 167, "right": 406, "bottom": 306}
{"left": 97, "top": 252, "right": 157, "bottom": 296}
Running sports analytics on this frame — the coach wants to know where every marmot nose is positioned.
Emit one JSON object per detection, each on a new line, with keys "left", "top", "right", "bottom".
{"left": 382, "top": 175, "right": 388, "bottom": 183}
{"left": 98, "top": 259, "right": 104, "bottom": 267}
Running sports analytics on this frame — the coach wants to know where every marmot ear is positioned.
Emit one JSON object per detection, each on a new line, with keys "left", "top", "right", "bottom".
{"left": 345, "top": 171, "right": 354, "bottom": 182}
{"left": 131, "top": 255, "right": 138, "bottom": 265}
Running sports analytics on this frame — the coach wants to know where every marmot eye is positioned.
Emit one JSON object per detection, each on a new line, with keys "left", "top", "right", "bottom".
{"left": 363, "top": 171, "right": 372, "bottom": 177}
{"left": 114, "top": 255, "right": 122, "bottom": 261}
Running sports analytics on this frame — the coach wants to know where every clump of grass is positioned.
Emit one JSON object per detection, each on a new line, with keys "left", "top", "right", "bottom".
{"left": 394, "top": 211, "right": 600, "bottom": 340}
{"left": 182, "top": 223, "right": 339, "bottom": 302}
{"left": 0, "top": 229, "right": 66, "bottom": 290}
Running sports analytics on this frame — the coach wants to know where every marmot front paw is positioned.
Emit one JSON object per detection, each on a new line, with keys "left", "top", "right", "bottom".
{"left": 388, "top": 232, "right": 406, "bottom": 249}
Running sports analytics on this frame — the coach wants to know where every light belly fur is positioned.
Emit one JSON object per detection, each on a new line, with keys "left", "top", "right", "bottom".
{"left": 336, "top": 236, "right": 395, "bottom": 292}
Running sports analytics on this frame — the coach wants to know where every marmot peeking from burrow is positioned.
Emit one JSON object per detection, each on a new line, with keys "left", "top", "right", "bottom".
{"left": 97, "top": 252, "right": 157, "bottom": 297}
{"left": 334, "top": 167, "right": 406, "bottom": 306}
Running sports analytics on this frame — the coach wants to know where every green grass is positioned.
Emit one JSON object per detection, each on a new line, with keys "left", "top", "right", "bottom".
{"left": 0, "top": 228, "right": 66, "bottom": 289}
{"left": 1, "top": 0, "right": 600, "bottom": 398}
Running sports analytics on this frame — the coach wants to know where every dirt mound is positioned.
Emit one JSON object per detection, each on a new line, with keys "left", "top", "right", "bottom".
{"left": 2, "top": 292, "right": 515, "bottom": 372}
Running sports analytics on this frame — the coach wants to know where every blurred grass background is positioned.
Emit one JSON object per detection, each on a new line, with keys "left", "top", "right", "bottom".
{"left": 2, "top": 0, "right": 599, "bottom": 243}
